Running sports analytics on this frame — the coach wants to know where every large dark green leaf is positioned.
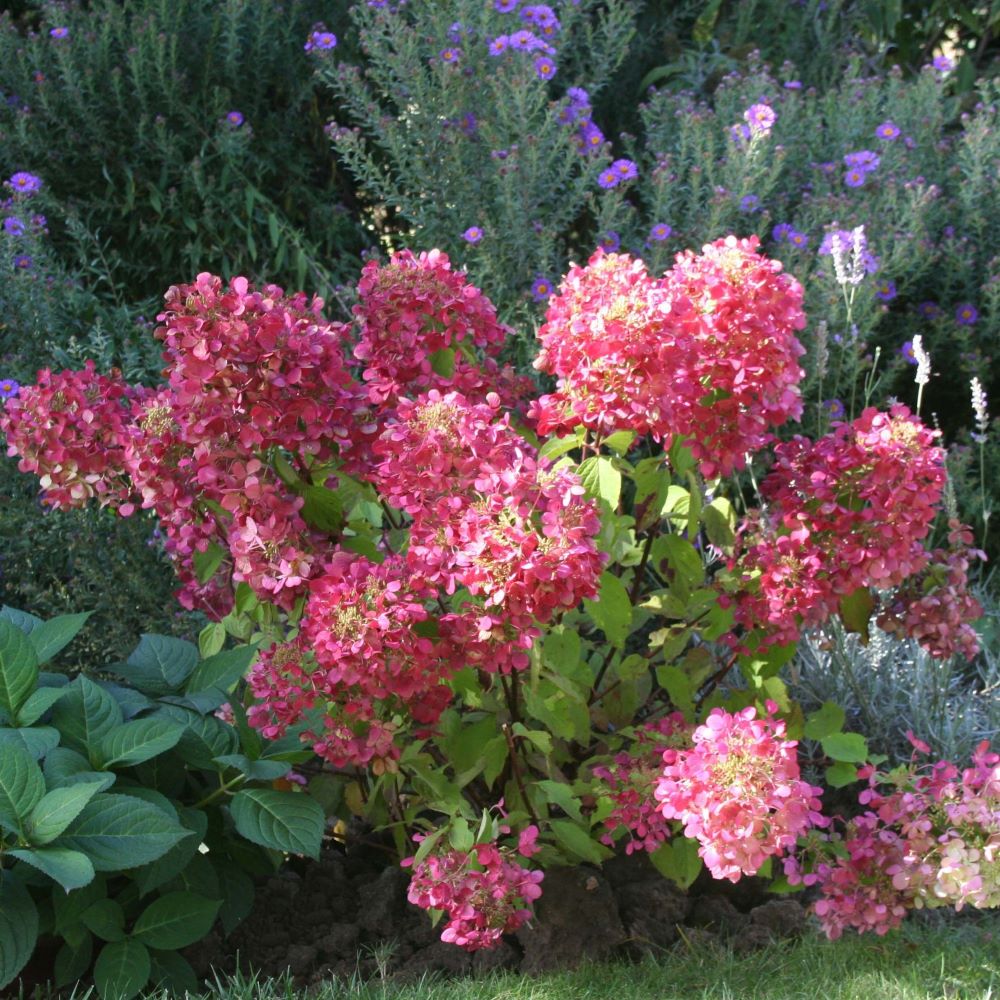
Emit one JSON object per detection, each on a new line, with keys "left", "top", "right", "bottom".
{"left": 0, "top": 744, "right": 45, "bottom": 828}
{"left": 115, "top": 635, "right": 198, "bottom": 696}
{"left": 186, "top": 644, "right": 257, "bottom": 694}
{"left": 0, "top": 726, "right": 60, "bottom": 759}
{"left": 0, "top": 877, "right": 38, "bottom": 989}
{"left": 58, "top": 794, "right": 191, "bottom": 871}
{"left": 131, "top": 891, "right": 221, "bottom": 949}
{"left": 95, "top": 718, "right": 185, "bottom": 769}
{"left": 0, "top": 618, "right": 39, "bottom": 718}
{"left": 26, "top": 781, "right": 106, "bottom": 844}
{"left": 229, "top": 789, "right": 324, "bottom": 859}
{"left": 10, "top": 847, "right": 95, "bottom": 893}
{"left": 16, "top": 686, "right": 68, "bottom": 726}
{"left": 54, "top": 932, "right": 93, "bottom": 988}
{"left": 133, "top": 808, "right": 208, "bottom": 898}
{"left": 94, "top": 939, "right": 150, "bottom": 1000}
{"left": 52, "top": 676, "right": 123, "bottom": 759}
{"left": 27, "top": 612, "right": 93, "bottom": 665}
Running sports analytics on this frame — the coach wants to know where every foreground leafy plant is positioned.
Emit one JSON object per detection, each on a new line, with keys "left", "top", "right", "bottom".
{"left": 0, "top": 608, "right": 324, "bottom": 998}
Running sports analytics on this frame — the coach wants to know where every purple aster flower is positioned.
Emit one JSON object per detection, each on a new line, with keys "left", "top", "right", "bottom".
{"left": 649, "top": 222, "right": 672, "bottom": 241}
{"left": 739, "top": 193, "right": 760, "bottom": 213}
{"left": 917, "top": 301, "right": 941, "bottom": 319}
{"left": 772, "top": 223, "right": 792, "bottom": 242}
{"left": 844, "top": 168, "right": 867, "bottom": 188}
{"left": 13, "top": 254, "right": 32, "bottom": 269}
{"left": 462, "top": 226, "right": 484, "bottom": 244}
{"left": 728, "top": 123, "right": 751, "bottom": 145}
{"left": 844, "top": 150, "right": 880, "bottom": 173}
{"left": 459, "top": 112, "right": 478, "bottom": 136}
{"left": 823, "top": 398, "right": 845, "bottom": 420}
{"left": 956, "top": 303, "right": 979, "bottom": 325}
{"left": 0, "top": 378, "right": 20, "bottom": 400}
{"left": 534, "top": 56, "right": 556, "bottom": 80}
{"left": 900, "top": 340, "right": 918, "bottom": 365}
{"left": 488, "top": 35, "right": 509, "bottom": 56}
{"left": 531, "top": 276, "right": 553, "bottom": 302}
{"left": 784, "top": 80, "right": 802, "bottom": 90}
{"left": 597, "top": 167, "right": 619, "bottom": 189}
{"left": 744, "top": 103, "right": 776, "bottom": 135}
{"left": 611, "top": 158, "right": 638, "bottom": 181}
{"left": 8, "top": 172, "right": 42, "bottom": 195}
{"left": 598, "top": 230, "right": 620, "bottom": 253}
{"left": 875, "top": 120, "right": 900, "bottom": 141}
{"left": 3, "top": 216, "right": 25, "bottom": 236}
{"left": 439, "top": 47, "right": 461, "bottom": 64}
{"left": 521, "top": 4, "right": 559, "bottom": 30}
{"left": 495, "top": 0, "right": 519, "bottom": 10}
{"left": 567, "top": 86, "right": 589, "bottom": 105}
{"left": 875, "top": 279, "right": 897, "bottom": 301}
{"left": 225, "top": 110, "right": 244, "bottom": 127}
{"left": 815, "top": 161, "right": 837, "bottom": 176}
{"left": 509, "top": 29, "right": 542, "bottom": 51}
{"left": 49, "top": 26, "right": 69, "bottom": 39}
{"left": 577, "top": 120, "right": 604, "bottom": 152}
{"left": 448, "top": 22, "right": 465, "bottom": 42}
{"left": 788, "top": 230, "right": 809, "bottom": 248}
{"left": 932, "top": 55, "right": 953, "bottom": 73}
{"left": 304, "top": 30, "right": 337, "bottom": 52}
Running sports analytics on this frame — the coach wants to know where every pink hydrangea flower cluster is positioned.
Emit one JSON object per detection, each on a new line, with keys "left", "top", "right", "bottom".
{"left": 403, "top": 833, "right": 544, "bottom": 951}
{"left": 0, "top": 361, "right": 145, "bottom": 511}
{"left": 592, "top": 712, "right": 693, "bottom": 854}
{"left": 655, "top": 703, "right": 826, "bottom": 881}
{"left": 729, "top": 404, "right": 946, "bottom": 646}
{"left": 530, "top": 236, "right": 805, "bottom": 477}
{"left": 788, "top": 739, "right": 999, "bottom": 937}
{"left": 877, "top": 520, "right": 985, "bottom": 660}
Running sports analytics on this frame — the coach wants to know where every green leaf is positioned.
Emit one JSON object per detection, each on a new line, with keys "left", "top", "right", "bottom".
{"left": 10, "top": 847, "right": 95, "bottom": 893}
{"left": 216, "top": 860, "right": 255, "bottom": 935}
{"left": 549, "top": 819, "right": 609, "bottom": 864}
{"left": 44, "top": 748, "right": 116, "bottom": 792}
{"left": 186, "top": 644, "right": 257, "bottom": 694}
{"left": 198, "top": 622, "right": 226, "bottom": 659}
{"left": 96, "top": 718, "right": 185, "bottom": 769}
{"left": 54, "top": 932, "right": 93, "bottom": 988}
{"left": 692, "top": 0, "right": 724, "bottom": 42}
{"left": 132, "top": 891, "right": 221, "bottom": 950}
{"left": 213, "top": 754, "right": 289, "bottom": 781}
{"left": 59, "top": 794, "right": 191, "bottom": 871}
{"left": 16, "top": 686, "right": 68, "bottom": 726}
{"left": 0, "top": 744, "right": 45, "bottom": 827}
{"left": 538, "top": 430, "right": 584, "bottom": 462}
{"left": 804, "top": 702, "right": 847, "bottom": 742}
{"left": 80, "top": 898, "right": 124, "bottom": 942}
{"left": 429, "top": 347, "right": 455, "bottom": 378}
{"left": 27, "top": 781, "right": 106, "bottom": 845}
{"left": 583, "top": 572, "right": 633, "bottom": 649}
{"left": 839, "top": 587, "right": 874, "bottom": 644}
{"left": 0, "top": 617, "right": 39, "bottom": 717}
{"left": 301, "top": 484, "right": 345, "bottom": 533}
{"left": 0, "top": 877, "right": 38, "bottom": 989}
{"left": 0, "top": 607, "right": 43, "bottom": 635}
{"left": 148, "top": 950, "right": 198, "bottom": 994}
{"left": 821, "top": 732, "right": 868, "bottom": 764}
{"left": 52, "top": 676, "right": 123, "bottom": 759}
{"left": 193, "top": 543, "right": 227, "bottom": 585}
{"left": 826, "top": 761, "right": 861, "bottom": 788}
{"left": 163, "top": 707, "right": 239, "bottom": 768}
{"left": 0, "top": 725, "right": 60, "bottom": 759}
{"left": 27, "top": 612, "right": 93, "bottom": 665}
{"left": 602, "top": 430, "right": 635, "bottom": 455}
{"left": 50, "top": 874, "right": 106, "bottom": 935}
{"left": 702, "top": 497, "right": 736, "bottom": 552}
{"left": 133, "top": 808, "right": 208, "bottom": 898}
{"left": 650, "top": 837, "right": 703, "bottom": 889}
{"left": 117, "top": 635, "right": 199, "bottom": 696}
{"left": 536, "top": 780, "right": 583, "bottom": 822}
{"left": 578, "top": 456, "right": 622, "bottom": 508}
{"left": 511, "top": 722, "right": 552, "bottom": 755}
{"left": 229, "top": 789, "right": 324, "bottom": 859}
{"left": 94, "top": 939, "right": 151, "bottom": 1000}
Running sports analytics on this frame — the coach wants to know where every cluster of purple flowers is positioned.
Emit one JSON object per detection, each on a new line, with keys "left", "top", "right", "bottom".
{"left": 772, "top": 223, "right": 808, "bottom": 248}
{"left": 843, "top": 149, "right": 880, "bottom": 188}
{"left": 7, "top": 172, "right": 42, "bottom": 196}
{"left": 874, "top": 279, "right": 897, "bottom": 302}
{"left": 598, "top": 159, "right": 638, "bottom": 189}
{"left": 730, "top": 103, "right": 777, "bottom": 147}
{"left": 489, "top": 5, "right": 560, "bottom": 79}
{"left": 304, "top": 26, "right": 337, "bottom": 53}
{"left": 559, "top": 88, "right": 605, "bottom": 154}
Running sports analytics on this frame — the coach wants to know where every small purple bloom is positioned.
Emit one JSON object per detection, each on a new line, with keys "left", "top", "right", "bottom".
{"left": 728, "top": 123, "right": 751, "bottom": 145}
{"left": 488, "top": 35, "right": 509, "bottom": 56}
{"left": 649, "top": 222, "right": 672, "bottom": 242}
{"left": 448, "top": 22, "right": 465, "bottom": 42}
{"left": 462, "top": 226, "right": 484, "bottom": 244}
{"left": 823, "top": 398, "right": 845, "bottom": 420}
{"left": 876, "top": 120, "right": 900, "bottom": 141}
{"left": 304, "top": 30, "right": 337, "bottom": 52}
{"left": 509, "top": 29, "right": 543, "bottom": 51}
{"left": 439, "top": 47, "right": 461, "bottom": 64}
{"left": 784, "top": 80, "right": 802, "bottom": 90}
{"left": 597, "top": 168, "right": 619, "bottom": 190}
{"left": 772, "top": 223, "right": 792, "bottom": 242}
{"left": 788, "top": 230, "right": 809, "bottom": 248}
{"left": 611, "top": 158, "right": 638, "bottom": 181}
{"left": 531, "top": 276, "right": 553, "bottom": 302}
{"left": 534, "top": 56, "right": 556, "bottom": 80}
{"left": 844, "top": 150, "right": 880, "bottom": 173}
{"left": 900, "top": 340, "right": 918, "bottom": 364}
{"left": 739, "top": 194, "right": 760, "bottom": 213}
{"left": 815, "top": 161, "right": 837, "bottom": 176}
{"left": 521, "top": 4, "right": 559, "bottom": 30}
{"left": 598, "top": 231, "right": 620, "bottom": 253}
{"left": 932, "top": 55, "right": 953, "bottom": 73}
{"left": 577, "top": 120, "right": 604, "bottom": 152}
{"left": 844, "top": 168, "right": 866, "bottom": 188}
{"left": 956, "top": 303, "right": 979, "bottom": 325}
{"left": 917, "top": 301, "right": 941, "bottom": 319}
{"left": 225, "top": 110, "right": 244, "bottom": 127}
{"left": 495, "top": 0, "right": 519, "bottom": 10}
{"left": 744, "top": 103, "right": 776, "bottom": 135}
{"left": 49, "top": 26, "right": 69, "bottom": 39}
{"left": 8, "top": 172, "right": 42, "bottom": 195}
{"left": 3, "top": 216, "right": 25, "bottom": 236}
{"left": 875, "top": 279, "right": 897, "bottom": 301}
{"left": 566, "top": 86, "right": 589, "bottom": 105}
{"left": 13, "top": 254, "right": 32, "bottom": 269}
{"left": 0, "top": 378, "right": 20, "bottom": 400}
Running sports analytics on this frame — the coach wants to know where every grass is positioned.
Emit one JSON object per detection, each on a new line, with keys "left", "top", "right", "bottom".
{"left": 44, "top": 913, "right": 999, "bottom": 1000}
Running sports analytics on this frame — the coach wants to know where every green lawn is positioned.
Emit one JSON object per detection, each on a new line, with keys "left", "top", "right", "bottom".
{"left": 133, "top": 914, "right": 998, "bottom": 1000}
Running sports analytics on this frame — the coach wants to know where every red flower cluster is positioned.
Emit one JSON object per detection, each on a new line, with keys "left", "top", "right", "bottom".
{"left": 1, "top": 361, "right": 144, "bottom": 511}
{"left": 593, "top": 713, "right": 693, "bottom": 854}
{"left": 655, "top": 703, "right": 826, "bottom": 881}
{"left": 404, "top": 834, "right": 544, "bottom": 951}
{"left": 789, "top": 739, "right": 1000, "bottom": 937}
{"left": 730, "top": 404, "right": 946, "bottom": 645}
{"left": 531, "top": 237, "right": 806, "bottom": 477}
{"left": 877, "top": 521, "right": 985, "bottom": 660}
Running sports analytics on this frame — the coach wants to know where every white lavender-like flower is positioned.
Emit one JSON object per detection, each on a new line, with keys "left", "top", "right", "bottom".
{"left": 829, "top": 226, "right": 867, "bottom": 287}
{"left": 814, "top": 320, "right": 829, "bottom": 378}
{"left": 971, "top": 376, "right": 989, "bottom": 443}
{"left": 912, "top": 335, "right": 932, "bottom": 387}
